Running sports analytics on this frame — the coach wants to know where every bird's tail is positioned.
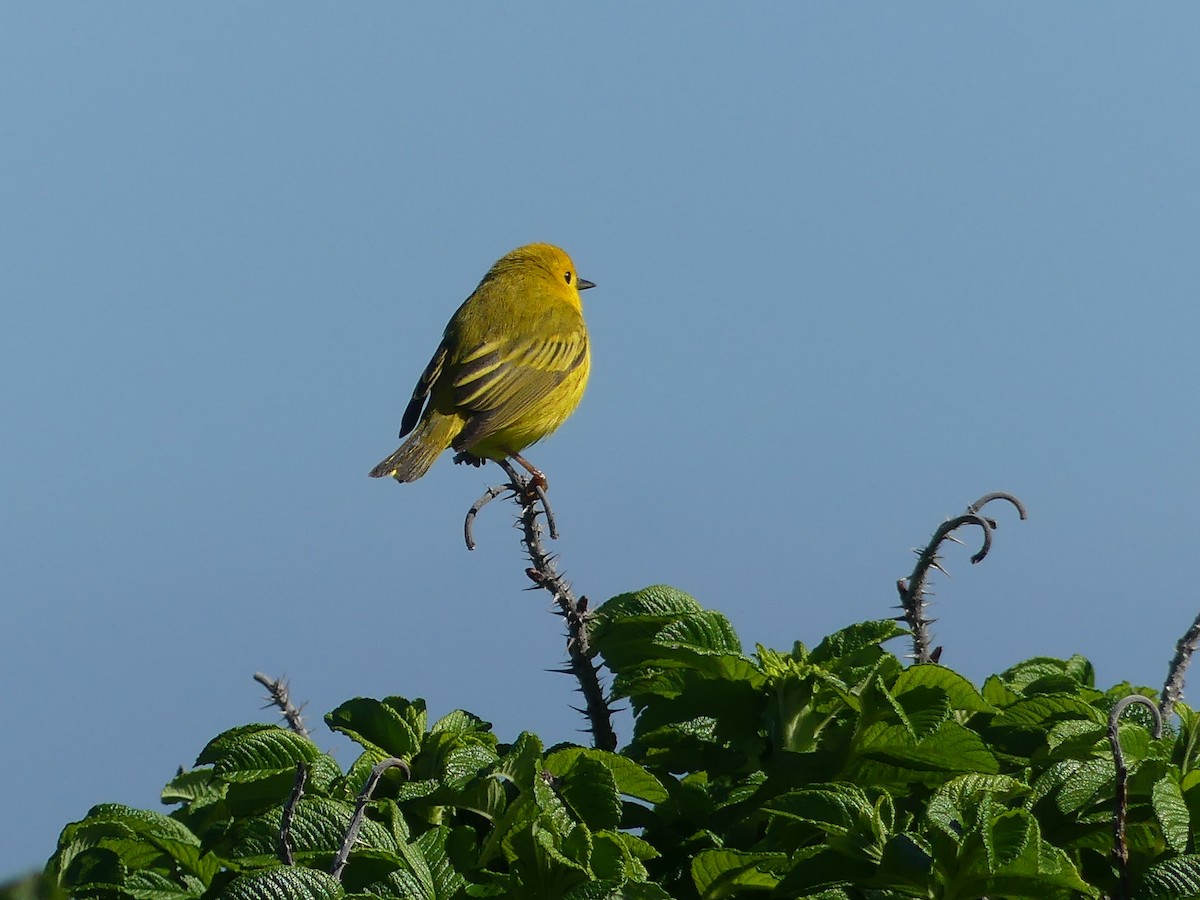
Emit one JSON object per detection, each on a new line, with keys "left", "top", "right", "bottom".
{"left": 368, "top": 413, "right": 462, "bottom": 482}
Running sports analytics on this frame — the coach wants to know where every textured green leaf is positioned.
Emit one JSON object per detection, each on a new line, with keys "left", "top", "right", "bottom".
{"left": 891, "top": 664, "right": 992, "bottom": 713}
{"left": 196, "top": 725, "right": 322, "bottom": 781}
{"left": 545, "top": 748, "right": 668, "bottom": 804}
{"left": 591, "top": 586, "right": 704, "bottom": 671}
{"left": 232, "top": 797, "right": 396, "bottom": 862}
{"left": 994, "top": 694, "right": 1106, "bottom": 729}
{"left": 999, "top": 656, "right": 1096, "bottom": 693}
{"left": 123, "top": 868, "right": 207, "bottom": 900}
{"left": 858, "top": 721, "right": 999, "bottom": 775}
{"left": 653, "top": 611, "right": 741, "bottom": 655}
{"left": 1137, "top": 854, "right": 1200, "bottom": 898}
{"left": 161, "top": 768, "right": 226, "bottom": 807}
{"left": 1048, "top": 757, "right": 1112, "bottom": 816}
{"left": 324, "top": 697, "right": 424, "bottom": 760}
{"left": 983, "top": 809, "right": 1033, "bottom": 870}
{"left": 562, "top": 880, "right": 672, "bottom": 900}
{"left": 218, "top": 867, "right": 345, "bottom": 900}
{"left": 596, "top": 585, "right": 703, "bottom": 621}
{"left": 429, "top": 708, "right": 491, "bottom": 736}
{"left": 557, "top": 755, "right": 622, "bottom": 832}
{"left": 925, "top": 773, "right": 1029, "bottom": 840}
{"left": 590, "top": 830, "right": 657, "bottom": 882}
{"left": 763, "top": 784, "right": 886, "bottom": 862}
{"left": 1153, "top": 775, "right": 1191, "bottom": 854}
{"left": 809, "top": 620, "right": 908, "bottom": 664}
{"left": 690, "top": 849, "right": 786, "bottom": 897}
{"left": 895, "top": 686, "right": 952, "bottom": 739}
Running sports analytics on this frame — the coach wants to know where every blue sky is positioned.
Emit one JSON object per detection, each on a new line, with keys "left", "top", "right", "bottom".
{"left": 3, "top": 4, "right": 1199, "bottom": 879}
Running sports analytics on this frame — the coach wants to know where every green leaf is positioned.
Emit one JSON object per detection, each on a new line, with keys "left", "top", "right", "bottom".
{"left": 232, "top": 797, "right": 396, "bottom": 864}
{"left": 218, "top": 867, "right": 345, "bottom": 900}
{"left": 809, "top": 620, "right": 908, "bottom": 664}
{"left": 161, "top": 768, "right": 226, "bottom": 807}
{"left": 894, "top": 686, "right": 952, "bottom": 739}
{"left": 763, "top": 784, "right": 887, "bottom": 862}
{"left": 992, "top": 694, "right": 1106, "bottom": 731}
{"left": 595, "top": 585, "right": 703, "bottom": 621}
{"left": 891, "top": 664, "right": 992, "bottom": 714}
{"left": 1137, "top": 854, "right": 1200, "bottom": 898}
{"left": 590, "top": 586, "right": 705, "bottom": 671}
{"left": 430, "top": 708, "right": 492, "bottom": 736}
{"left": 493, "top": 732, "right": 544, "bottom": 792}
{"left": 857, "top": 721, "right": 999, "bottom": 775}
{"left": 196, "top": 724, "right": 322, "bottom": 782}
{"left": 544, "top": 748, "right": 669, "bottom": 804}
{"left": 1153, "top": 775, "right": 1191, "bottom": 854}
{"left": 690, "top": 849, "right": 786, "bottom": 897}
{"left": 556, "top": 755, "right": 622, "bottom": 832}
{"left": 590, "top": 830, "right": 657, "bottom": 882}
{"left": 653, "top": 611, "right": 742, "bottom": 656}
{"left": 562, "top": 881, "right": 672, "bottom": 900}
{"left": 999, "top": 656, "right": 1096, "bottom": 693}
{"left": 925, "top": 773, "right": 1030, "bottom": 841}
{"left": 324, "top": 697, "right": 425, "bottom": 760}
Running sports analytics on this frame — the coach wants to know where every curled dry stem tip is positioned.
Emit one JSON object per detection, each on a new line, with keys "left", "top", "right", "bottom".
{"left": 1108, "top": 695, "right": 1163, "bottom": 897}
{"left": 331, "top": 757, "right": 410, "bottom": 881}
{"left": 463, "top": 459, "right": 559, "bottom": 550}
{"left": 279, "top": 761, "right": 308, "bottom": 866}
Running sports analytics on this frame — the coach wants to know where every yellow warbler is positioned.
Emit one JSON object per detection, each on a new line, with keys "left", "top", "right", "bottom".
{"left": 369, "top": 243, "right": 594, "bottom": 485}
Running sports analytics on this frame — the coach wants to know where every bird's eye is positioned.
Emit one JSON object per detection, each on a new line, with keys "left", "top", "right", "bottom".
{"left": 564, "top": 272, "right": 572, "bottom": 284}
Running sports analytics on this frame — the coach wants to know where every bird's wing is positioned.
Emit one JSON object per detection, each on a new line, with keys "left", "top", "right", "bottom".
{"left": 398, "top": 340, "right": 449, "bottom": 438}
{"left": 450, "top": 326, "right": 588, "bottom": 451}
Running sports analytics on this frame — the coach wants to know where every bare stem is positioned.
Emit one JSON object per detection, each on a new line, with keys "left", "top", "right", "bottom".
{"left": 897, "top": 493, "right": 1027, "bottom": 664}
{"left": 330, "top": 757, "right": 410, "bottom": 881}
{"left": 279, "top": 761, "right": 307, "bottom": 865}
{"left": 1108, "top": 695, "right": 1163, "bottom": 899}
{"left": 253, "top": 672, "right": 310, "bottom": 737}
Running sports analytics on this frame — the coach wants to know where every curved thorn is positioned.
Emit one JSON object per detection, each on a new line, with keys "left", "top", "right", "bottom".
{"left": 331, "top": 757, "right": 410, "bottom": 880}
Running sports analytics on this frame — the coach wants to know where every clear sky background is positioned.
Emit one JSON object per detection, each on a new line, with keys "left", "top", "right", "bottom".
{"left": 3, "top": 4, "right": 1198, "bottom": 880}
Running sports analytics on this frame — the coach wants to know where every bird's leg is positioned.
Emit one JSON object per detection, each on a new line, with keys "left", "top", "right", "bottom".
{"left": 508, "top": 451, "right": 548, "bottom": 492}
{"left": 495, "top": 456, "right": 558, "bottom": 541}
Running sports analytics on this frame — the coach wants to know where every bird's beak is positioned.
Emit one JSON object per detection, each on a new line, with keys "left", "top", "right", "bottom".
{"left": 577, "top": 278, "right": 596, "bottom": 291}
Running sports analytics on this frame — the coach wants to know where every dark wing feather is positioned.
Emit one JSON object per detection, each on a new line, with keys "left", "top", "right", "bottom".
{"left": 398, "top": 341, "right": 449, "bottom": 438}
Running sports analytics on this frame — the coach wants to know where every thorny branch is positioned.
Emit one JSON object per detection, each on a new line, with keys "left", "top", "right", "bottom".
{"left": 1107, "top": 694, "right": 1163, "bottom": 899}
{"left": 463, "top": 459, "right": 618, "bottom": 752}
{"left": 1160, "top": 611, "right": 1200, "bottom": 720}
{"left": 330, "top": 757, "right": 410, "bottom": 881}
{"left": 897, "top": 492, "right": 1027, "bottom": 665}
{"left": 254, "top": 672, "right": 310, "bottom": 737}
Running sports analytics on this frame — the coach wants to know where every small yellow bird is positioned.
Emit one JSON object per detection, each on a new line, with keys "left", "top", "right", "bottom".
{"left": 369, "top": 243, "right": 593, "bottom": 486}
